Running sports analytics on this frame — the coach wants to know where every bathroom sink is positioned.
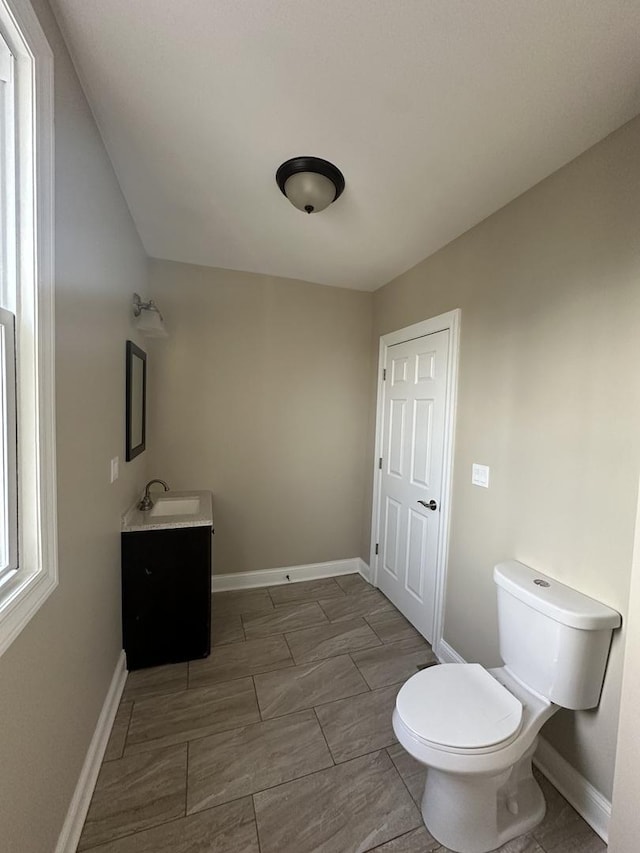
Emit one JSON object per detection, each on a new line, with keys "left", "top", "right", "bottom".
{"left": 122, "top": 490, "right": 213, "bottom": 533}
{"left": 149, "top": 496, "right": 201, "bottom": 517}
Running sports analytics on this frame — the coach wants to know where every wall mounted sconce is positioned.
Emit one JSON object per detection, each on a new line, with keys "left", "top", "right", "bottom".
{"left": 132, "top": 293, "right": 168, "bottom": 338}
{"left": 276, "top": 156, "right": 345, "bottom": 214}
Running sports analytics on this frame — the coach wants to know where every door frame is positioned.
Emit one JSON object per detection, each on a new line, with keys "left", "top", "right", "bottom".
{"left": 369, "top": 308, "right": 460, "bottom": 655}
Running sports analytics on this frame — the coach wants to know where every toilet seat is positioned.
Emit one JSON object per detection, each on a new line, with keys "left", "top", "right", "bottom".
{"left": 395, "top": 663, "right": 523, "bottom": 753}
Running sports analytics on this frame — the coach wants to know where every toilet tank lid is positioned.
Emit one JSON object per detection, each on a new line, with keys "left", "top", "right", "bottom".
{"left": 494, "top": 560, "right": 621, "bottom": 630}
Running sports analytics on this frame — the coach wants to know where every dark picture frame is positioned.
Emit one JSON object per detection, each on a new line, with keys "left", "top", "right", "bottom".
{"left": 125, "top": 340, "right": 146, "bottom": 461}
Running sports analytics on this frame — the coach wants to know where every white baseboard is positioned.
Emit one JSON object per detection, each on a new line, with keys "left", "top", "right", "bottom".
{"left": 435, "top": 638, "right": 466, "bottom": 664}
{"left": 357, "top": 559, "right": 372, "bottom": 584}
{"left": 55, "top": 651, "right": 128, "bottom": 853}
{"left": 533, "top": 735, "right": 610, "bottom": 842}
{"left": 432, "top": 639, "right": 610, "bottom": 842}
{"left": 212, "top": 557, "right": 371, "bottom": 592}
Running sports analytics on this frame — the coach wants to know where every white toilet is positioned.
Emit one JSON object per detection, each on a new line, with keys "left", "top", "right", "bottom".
{"left": 392, "top": 559, "right": 621, "bottom": 853}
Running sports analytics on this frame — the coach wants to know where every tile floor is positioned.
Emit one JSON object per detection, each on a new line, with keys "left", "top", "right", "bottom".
{"left": 77, "top": 574, "right": 607, "bottom": 852}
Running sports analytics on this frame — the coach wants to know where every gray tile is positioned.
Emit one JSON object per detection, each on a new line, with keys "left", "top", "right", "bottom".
{"left": 370, "top": 826, "right": 439, "bottom": 852}
{"left": 125, "top": 678, "right": 259, "bottom": 754}
{"left": 79, "top": 592, "right": 596, "bottom": 853}
{"left": 122, "top": 663, "right": 188, "bottom": 702}
{"left": 267, "top": 577, "right": 345, "bottom": 605}
{"left": 351, "top": 639, "right": 437, "bottom": 689}
{"left": 212, "top": 587, "right": 274, "bottom": 615}
{"left": 78, "top": 797, "right": 259, "bottom": 853}
{"left": 438, "top": 835, "right": 544, "bottom": 852}
{"left": 188, "top": 634, "right": 293, "bottom": 688}
{"left": 315, "top": 684, "right": 400, "bottom": 762}
{"left": 285, "top": 618, "right": 381, "bottom": 664}
{"left": 187, "top": 710, "right": 333, "bottom": 813}
{"left": 254, "top": 654, "right": 369, "bottom": 719}
{"left": 532, "top": 774, "right": 606, "bottom": 852}
{"left": 366, "top": 610, "right": 426, "bottom": 646}
{"left": 77, "top": 744, "right": 187, "bottom": 850}
{"left": 104, "top": 701, "right": 133, "bottom": 762}
{"left": 243, "top": 601, "right": 328, "bottom": 639}
{"left": 496, "top": 837, "right": 545, "bottom": 852}
{"left": 253, "top": 750, "right": 421, "bottom": 853}
{"left": 212, "top": 612, "right": 245, "bottom": 645}
{"left": 387, "top": 744, "right": 426, "bottom": 805}
{"left": 533, "top": 834, "right": 605, "bottom": 853}
{"left": 319, "top": 589, "right": 394, "bottom": 622}
{"left": 335, "top": 573, "right": 372, "bottom": 595}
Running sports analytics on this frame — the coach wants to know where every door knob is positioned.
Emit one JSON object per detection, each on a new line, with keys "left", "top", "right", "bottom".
{"left": 418, "top": 499, "right": 438, "bottom": 511}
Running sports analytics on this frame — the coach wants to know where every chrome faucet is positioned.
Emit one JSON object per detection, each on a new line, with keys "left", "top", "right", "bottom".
{"left": 138, "top": 479, "right": 170, "bottom": 511}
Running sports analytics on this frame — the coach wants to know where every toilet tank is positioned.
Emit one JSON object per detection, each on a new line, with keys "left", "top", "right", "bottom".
{"left": 494, "top": 560, "right": 621, "bottom": 710}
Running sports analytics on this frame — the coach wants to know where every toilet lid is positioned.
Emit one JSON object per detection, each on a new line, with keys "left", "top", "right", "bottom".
{"left": 396, "top": 663, "right": 523, "bottom": 750}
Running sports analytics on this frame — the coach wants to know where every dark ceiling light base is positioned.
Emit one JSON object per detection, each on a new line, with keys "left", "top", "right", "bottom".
{"left": 276, "top": 156, "right": 345, "bottom": 214}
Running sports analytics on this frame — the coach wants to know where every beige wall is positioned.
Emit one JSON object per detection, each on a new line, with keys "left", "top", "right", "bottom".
{"left": 0, "top": 1, "right": 150, "bottom": 849}
{"left": 148, "top": 259, "right": 373, "bottom": 575}
{"left": 369, "top": 116, "right": 640, "bottom": 800}
{"left": 609, "top": 480, "right": 640, "bottom": 850}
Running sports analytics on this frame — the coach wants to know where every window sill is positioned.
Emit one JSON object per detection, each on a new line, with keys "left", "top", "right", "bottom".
{"left": 0, "top": 568, "right": 58, "bottom": 656}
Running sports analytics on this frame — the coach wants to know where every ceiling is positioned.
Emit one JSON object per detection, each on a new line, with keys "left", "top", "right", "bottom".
{"left": 51, "top": 0, "right": 640, "bottom": 291}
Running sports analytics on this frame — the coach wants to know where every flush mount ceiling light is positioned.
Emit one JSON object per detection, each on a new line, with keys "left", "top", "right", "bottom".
{"left": 276, "top": 156, "right": 345, "bottom": 214}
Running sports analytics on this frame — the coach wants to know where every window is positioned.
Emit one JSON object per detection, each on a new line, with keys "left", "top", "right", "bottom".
{"left": 0, "top": 0, "right": 56, "bottom": 657}
{"left": 0, "top": 306, "right": 17, "bottom": 583}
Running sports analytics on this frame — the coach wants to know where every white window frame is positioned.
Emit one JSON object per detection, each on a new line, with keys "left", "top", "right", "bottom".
{"left": 0, "top": 0, "right": 56, "bottom": 657}
{"left": 0, "top": 307, "right": 18, "bottom": 579}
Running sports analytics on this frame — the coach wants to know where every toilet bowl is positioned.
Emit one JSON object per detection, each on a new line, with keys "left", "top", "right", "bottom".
{"left": 393, "top": 664, "right": 556, "bottom": 853}
{"left": 392, "top": 560, "right": 621, "bottom": 853}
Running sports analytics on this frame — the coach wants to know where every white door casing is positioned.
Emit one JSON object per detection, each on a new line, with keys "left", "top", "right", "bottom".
{"left": 370, "top": 310, "right": 460, "bottom": 653}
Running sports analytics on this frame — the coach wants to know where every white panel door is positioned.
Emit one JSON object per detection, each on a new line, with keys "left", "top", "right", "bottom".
{"left": 377, "top": 329, "right": 449, "bottom": 641}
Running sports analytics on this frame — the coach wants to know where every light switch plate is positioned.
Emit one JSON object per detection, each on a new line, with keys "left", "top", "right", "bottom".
{"left": 472, "top": 463, "right": 490, "bottom": 488}
{"left": 110, "top": 456, "right": 119, "bottom": 483}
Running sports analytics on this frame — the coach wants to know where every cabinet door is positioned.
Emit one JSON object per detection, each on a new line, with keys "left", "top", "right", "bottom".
{"left": 122, "top": 526, "right": 211, "bottom": 669}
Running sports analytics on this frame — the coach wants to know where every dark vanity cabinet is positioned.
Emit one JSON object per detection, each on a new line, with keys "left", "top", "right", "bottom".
{"left": 122, "top": 525, "right": 212, "bottom": 670}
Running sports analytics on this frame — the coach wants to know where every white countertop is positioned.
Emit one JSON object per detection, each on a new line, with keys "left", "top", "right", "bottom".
{"left": 122, "top": 490, "right": 214, "bottom": 533}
